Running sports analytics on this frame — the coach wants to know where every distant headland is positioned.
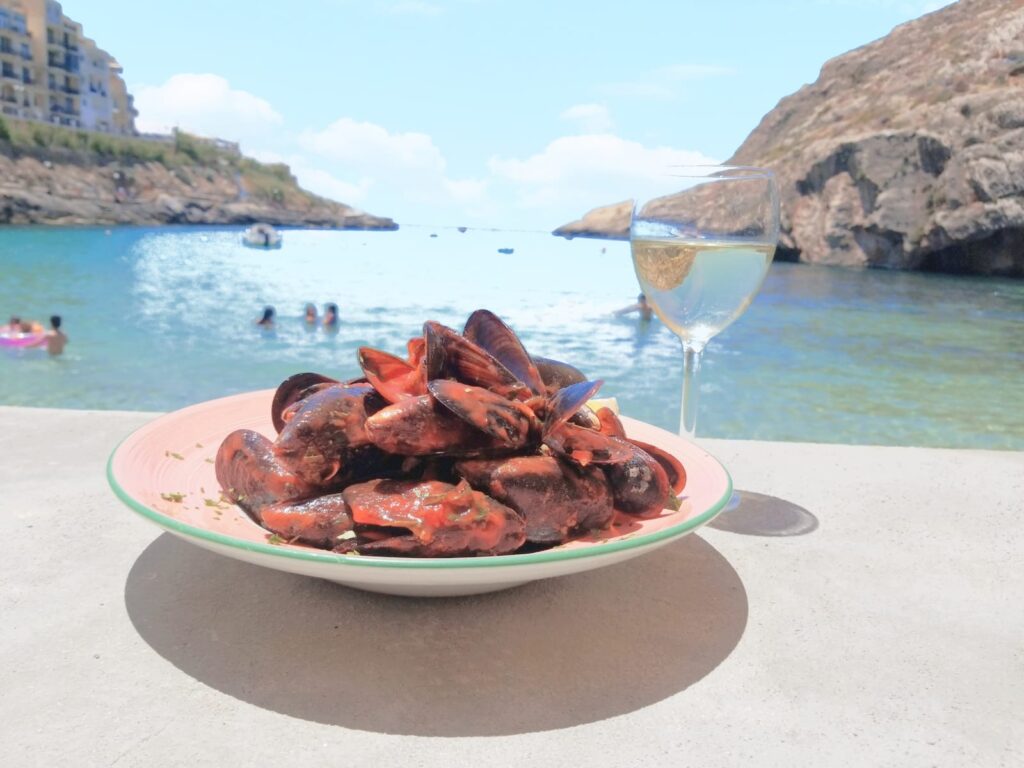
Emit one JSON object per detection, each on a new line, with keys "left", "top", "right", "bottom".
{"left": 555, "top": 0, "right": 1024, "bottom": 277}
{"left": 0, "top": 0, "right": 394, "bottom": 229}
{"left": 0, "top": 122, "right": 398, "bottom": 229}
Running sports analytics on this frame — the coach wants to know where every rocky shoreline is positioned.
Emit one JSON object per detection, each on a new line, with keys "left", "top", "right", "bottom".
{"left": 555, "top": 0, "right": 1023, "bottom": 277}
{"left": 0, "top": 138, "right": 396, "bottom": 230}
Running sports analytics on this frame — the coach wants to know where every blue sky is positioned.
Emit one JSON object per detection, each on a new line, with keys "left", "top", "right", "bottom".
{"left": 68, "top": 0, "right": 950, "bottom": 229}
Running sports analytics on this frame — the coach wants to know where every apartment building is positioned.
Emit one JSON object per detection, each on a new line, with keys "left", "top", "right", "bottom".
{"left": 0, "top": 3, "right": 41, "bottom": 121}
{"left": 1, "top": 0, "right": 136, "bottom": 134}
{"left": 107, "top": 58, "right": 135, "bottom": 135}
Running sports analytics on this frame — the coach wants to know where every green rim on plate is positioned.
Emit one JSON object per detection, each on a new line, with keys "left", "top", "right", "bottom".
{"left": 107, "top": 430, "right": 732, "bottom": 571}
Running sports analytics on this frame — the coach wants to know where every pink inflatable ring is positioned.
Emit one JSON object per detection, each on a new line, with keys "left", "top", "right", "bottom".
{"left": 0, "top": 324, "right": 47, "bottom": 348}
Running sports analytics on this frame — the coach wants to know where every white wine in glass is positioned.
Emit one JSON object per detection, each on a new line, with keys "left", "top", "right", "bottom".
{"left": 630, "top": 166, "right": 779, "bottom": 438}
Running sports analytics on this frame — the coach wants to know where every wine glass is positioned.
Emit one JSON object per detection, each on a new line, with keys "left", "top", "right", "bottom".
{"left": 630, "top": 166, "right": 779, "bottom": 438}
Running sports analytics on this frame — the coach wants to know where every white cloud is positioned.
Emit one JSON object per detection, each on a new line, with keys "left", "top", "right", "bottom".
{"left": 129, "top": 72, "right": 720, "bottom": 227}
{"left": 297, "top": 167, "right": 372, "bottom": 205}
{"left": 299, "top": 117, "right": 486, "bottom": 209}
{"left": 560, "top": 103, "right": 614, "bottom": 133}
{"left": 489, "top": 134, "right": 717, "bottom": 211}
{"left": 300, "top": 118, "right": 445, "bottom": 174}
{"left": 132, "top": 74, "right": 282, "bottom": 144}
{"left": 249, "top": 148, "right": 372, "bottom": 205}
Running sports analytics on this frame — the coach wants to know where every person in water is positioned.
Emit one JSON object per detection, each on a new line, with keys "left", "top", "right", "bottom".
{"left": 322, "top": 303, "right": 339, "bottom": 328}
{"left": 614, "top": 293, "right": 654, "bottom": 322}
{"left": 45, "top": 315, "right": 67, "bottom": 356}
{"left": 256, "top": 306, "right": 275, "bottom": 328}
{"left": 304, "top": 303, "right": 318, "bottom": 325}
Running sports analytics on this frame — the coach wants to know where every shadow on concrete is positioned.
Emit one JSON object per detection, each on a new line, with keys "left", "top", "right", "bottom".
{"left": 707, "top": 490, "right": 819, "bottom": 537}
{"left": 125, "top": 533, "right": 747, "bottom": 736}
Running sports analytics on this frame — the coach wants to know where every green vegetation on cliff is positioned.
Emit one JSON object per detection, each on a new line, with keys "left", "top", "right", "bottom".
{"left": 0, "top": 117, "right": 314, "bottom": 209}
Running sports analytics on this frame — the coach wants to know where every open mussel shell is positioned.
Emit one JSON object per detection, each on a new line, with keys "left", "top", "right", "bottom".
{"left": 427, "top": 379, "right": 536, "bottom": 447}
{"left": 463, "top": 309, "right": 545, "bottom": 396}
{"left": 358, "top": 346, "right": 421, "bottom": 404}
{"left": 270, "top": 372, "right": 338, "bottom": 433}
{"left": 544, "top": 379, "right": 604, "bottom": 435}
{"left": 423, "top": 320, "right": 524, "bottom": 396}
{"left": 532, "top": 356, "right": 588, "bottom": 390}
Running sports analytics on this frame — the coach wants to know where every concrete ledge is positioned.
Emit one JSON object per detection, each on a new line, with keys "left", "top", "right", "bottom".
{"left": 1, "top": 407, "right": 1021, "bottom": 766}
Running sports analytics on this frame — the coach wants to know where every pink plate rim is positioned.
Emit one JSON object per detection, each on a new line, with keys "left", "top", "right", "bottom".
{"left": 107, "top": 389, "right": 732, "bottom": 570}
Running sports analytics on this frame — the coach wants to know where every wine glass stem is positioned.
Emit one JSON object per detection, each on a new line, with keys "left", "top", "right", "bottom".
{"left": 680, "top": 341, "right": 704, "bottom": 439}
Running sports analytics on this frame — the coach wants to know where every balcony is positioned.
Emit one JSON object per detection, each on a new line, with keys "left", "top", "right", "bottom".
{"left": 47, "top": 56, "right": 80, "bottom": 73}
{"left": 49, "top": 103, "right": 79, "bottom": 116}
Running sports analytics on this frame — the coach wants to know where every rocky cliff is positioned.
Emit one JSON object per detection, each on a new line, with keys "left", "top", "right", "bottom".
{"left": 556, "top": 0, "right": 1024, "bottom": 276}
{"left": 0, "top": 124, "right": 396, "bottom": 229}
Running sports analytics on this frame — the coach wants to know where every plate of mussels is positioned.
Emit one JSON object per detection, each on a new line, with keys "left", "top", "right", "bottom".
{"left": 108, "top": 309, "right": 732, "bottom": 597}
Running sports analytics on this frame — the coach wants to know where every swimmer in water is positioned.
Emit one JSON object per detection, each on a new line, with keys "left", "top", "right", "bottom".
{"left": 256, "top": 306, "right": 275, "bottom": 328}
{"left": 322, "top": 302, "right": 339, "bottom": 329}
{"left": 45, "top": 315, "right": 68, "bottom": 356}
{"left": 614, "top": 293, "right": 654, "bottom": 322}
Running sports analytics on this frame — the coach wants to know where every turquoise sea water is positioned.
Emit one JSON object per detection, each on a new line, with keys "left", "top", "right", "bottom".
{"left": 1, "top": 226, "right": 1021, "bottom": 449}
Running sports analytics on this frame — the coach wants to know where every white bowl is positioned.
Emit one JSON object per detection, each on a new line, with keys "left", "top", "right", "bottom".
{"left": 108, "top": 389, "right": 732, "bottom": 597}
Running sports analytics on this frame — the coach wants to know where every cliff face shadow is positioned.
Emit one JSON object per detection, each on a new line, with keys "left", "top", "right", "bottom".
{"left": 125, "top": 534, "right": 747, "bottom": 737}
{"left": 708, "top": 490, "right": 819, "bottom": 537}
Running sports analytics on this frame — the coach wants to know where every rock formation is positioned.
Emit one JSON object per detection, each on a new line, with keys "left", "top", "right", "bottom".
{"left": 0, "top": 138, "right": 396, "bottom": 230}
{"left": 555, "top": 0, "right": 1024, "bottom": 276}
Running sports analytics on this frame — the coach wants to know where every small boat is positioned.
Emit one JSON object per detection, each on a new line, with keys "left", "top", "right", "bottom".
{"left": 242, "top": 224, "right": 283, "bottom": 249}
{"left": 497, "top": 247, "right": 514, "bottom": 255}
{"left": 457, "top": 226, "right": 467, "bottom": 233}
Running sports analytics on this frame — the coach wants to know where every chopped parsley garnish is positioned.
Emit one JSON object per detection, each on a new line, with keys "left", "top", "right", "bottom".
{"left": 160, "top": 492, "right": 185, "bottom": 503}
{"left": 472, "top": 498, "right": 491, "bottom": 521}
{"left": 267, "top": 534, "right": 286, "bottom": 545}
